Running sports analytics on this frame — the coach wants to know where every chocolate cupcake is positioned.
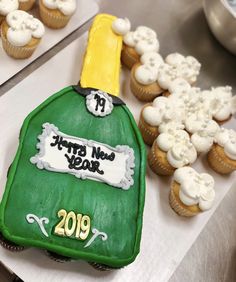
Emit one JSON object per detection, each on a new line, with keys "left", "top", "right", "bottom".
{"left": 0, "top": 233, "right": 26, "bottom": 252}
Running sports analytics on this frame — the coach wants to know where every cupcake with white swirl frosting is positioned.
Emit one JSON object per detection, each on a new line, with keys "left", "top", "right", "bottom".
{"left": 157, "top": 53, "right": 201, "bottom": 90}
{"left": 117, "top": 23, "right": 160, "bottom": 69}
{"left": 184, "top": 115, "right": 220, "bottom": 153}
{"left": 148, "top": 129, "right": 197, "bottom": 176}
{"left": 139, "top": 95, "right": 185, "bottom": 145}
{"left": 39, "top": 0, "right": 76, "bottom": 29}
{"left": 169, "top": 167, "right": 215, "bottom": 217}
{"left": 1, "top": 10, "right": 45, "bottom": 59}
{"left": 202, "top": 86, "right": 236, "bottom": 124}
{"left": 130, "top": 52, "right": 164, "bottom": 101}
{"left": 130, "top": 52, "right": 201, "bottom": 102}
{"left": 207, "top": 128, "right": 236, "bottom": 174}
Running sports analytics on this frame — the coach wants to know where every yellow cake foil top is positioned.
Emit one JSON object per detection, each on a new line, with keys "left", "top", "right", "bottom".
{"left": 80, "top": 14, "right": 123, "bottom": 97}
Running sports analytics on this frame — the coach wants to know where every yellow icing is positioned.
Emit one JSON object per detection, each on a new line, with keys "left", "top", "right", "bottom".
{"left": 80, "top": 14, "right": 123, "bottom": 97}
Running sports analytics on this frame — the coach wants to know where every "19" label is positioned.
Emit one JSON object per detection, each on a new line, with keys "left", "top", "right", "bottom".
{"left": 54, "top": 209, "right": 91, "bottom": 240}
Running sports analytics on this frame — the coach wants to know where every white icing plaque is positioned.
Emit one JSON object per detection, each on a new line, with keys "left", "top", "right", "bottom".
{"left": 86, "top": 90, "right": 114, "bottom": 117}
{"left": 30, "top": 123, "right": 135, "bottom": 190}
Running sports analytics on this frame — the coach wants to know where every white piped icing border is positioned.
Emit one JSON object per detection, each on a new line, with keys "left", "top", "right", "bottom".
{"left": 30, "top": 123, "right": 135, "bottom": 190}
{"left": 86, "top": 90, "right": 114, "bottom": 117}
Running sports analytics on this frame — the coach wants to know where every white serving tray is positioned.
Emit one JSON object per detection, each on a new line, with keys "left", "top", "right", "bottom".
{"left": 0, "top": 0, "right": 99, "bottom": 86}
{"left": 0, "top": 32, "right": 235, "bottom": 282}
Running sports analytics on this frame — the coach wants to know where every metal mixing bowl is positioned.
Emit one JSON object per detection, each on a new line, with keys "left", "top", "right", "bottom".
{"left": 203, "top": 0, "right": 236, "bottom": 55}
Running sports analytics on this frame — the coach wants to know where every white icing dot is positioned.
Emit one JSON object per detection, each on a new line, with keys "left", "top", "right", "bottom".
{"left": 112, "top": 17, "right": 131, "bottom": 36}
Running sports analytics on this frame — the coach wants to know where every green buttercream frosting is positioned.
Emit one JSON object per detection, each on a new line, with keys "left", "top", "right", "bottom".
{"left": 0, "top": 86, "right": 146, "bottom": 267}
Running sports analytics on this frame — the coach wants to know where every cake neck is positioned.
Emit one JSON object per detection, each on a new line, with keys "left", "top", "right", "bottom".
{"left": 80, "top": 14, "right": 123, "bottom": 97}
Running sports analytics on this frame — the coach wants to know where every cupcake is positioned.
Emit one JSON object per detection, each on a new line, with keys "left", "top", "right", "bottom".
{"left": 139, "top": 96, "right": 184, "bottom": 145}
{"left": 0, "top": 232, "right": 26, "bottom": 252}
{"left": 184, "top": 115, "right": 219, "bottom": 153}
{"left": 0, "top": 0, "right": 18, "bottom": 24}
{"left": 39, "top": 0, "right": 76, "bottom": 29}
{"left": 169, "top": 167, "right": 215, "bottom": 217}
{"left": 139, "top": 103, "right": 160, "bottom": 146}
{"left": 130, "top": 63, "right": 163, "bottom": 102}
{"left": 148, "top": 129, "right": 197, "bottom": 176}
{"left": 130, "top": 52, "right": 201, "bottom": 102}
{"left": 157, "top": 53, "right": 201, "bottom": 91}
{"left": 130, "top": 52, "right": 164, "bottom": 101}
{"left": 207, "top": 128, "right": 236, "bottom": 174}
{"left": 19, "top": 0, "right": 36, "bottom": 11}
{"left": 202, "top": 86, "right": 236, "bottom": 124}
{"left": 1, "top": 10, "right": 45, "bottom": 59}
{"left": 121, "top": 26, "right": 159, "bottom": 69}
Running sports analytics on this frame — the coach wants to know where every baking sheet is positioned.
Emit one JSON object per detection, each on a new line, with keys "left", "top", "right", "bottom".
{"left": 0, "top": 32, "right": 235, "bottom": 282}
{"left": 0, "top": 0, "right": 99, "bottom": 86}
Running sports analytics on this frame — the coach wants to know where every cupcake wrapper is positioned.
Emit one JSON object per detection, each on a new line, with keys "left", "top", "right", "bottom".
{"left": 121, "top": 47, "right": 139, "bottom": 69}
{"left": 88, "top": 261, "right": 121, "bottom": 271}
{"left": 207, "top": 145, "right": 236, "bottom": 174}
{"left": 138, "top": 114, "right": 159, "bottom": 146}
{"left": 39, "top": 0, "right": 71, "bottom": 29}
{"left": 45, "top": 250, "right": 71, "bottom": 263}
{"left": 130, "top": 65, "right": 163, "bottom": 102}
{"left": 148, "top": 142, "right": 175, "bottom": 176}
{"left": 1, "top": 28, "right": 37, "bottom": 59}
{"left": 162, "top": 90, "right": 170, "bottom": 97}
{"left": 0, "top": 15, "right": 4, "bottom": 25}
{"left": 19, "top": 0, "right": 36, "bottom": 11}
{"left": 169, "top": 188, "right": 198, "bottom": 217}
{"left": 0, "top": 233, "right": 26, "bottom": 252}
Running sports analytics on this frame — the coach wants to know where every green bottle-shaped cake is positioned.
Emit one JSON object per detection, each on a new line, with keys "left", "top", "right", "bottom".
{"left": 0, "top": 14, "right": 146, "bottom": 270}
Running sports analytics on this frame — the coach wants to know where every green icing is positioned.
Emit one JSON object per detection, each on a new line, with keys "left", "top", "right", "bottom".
{"left": 0, "top": 86, "right": 146, "bottom": 267}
